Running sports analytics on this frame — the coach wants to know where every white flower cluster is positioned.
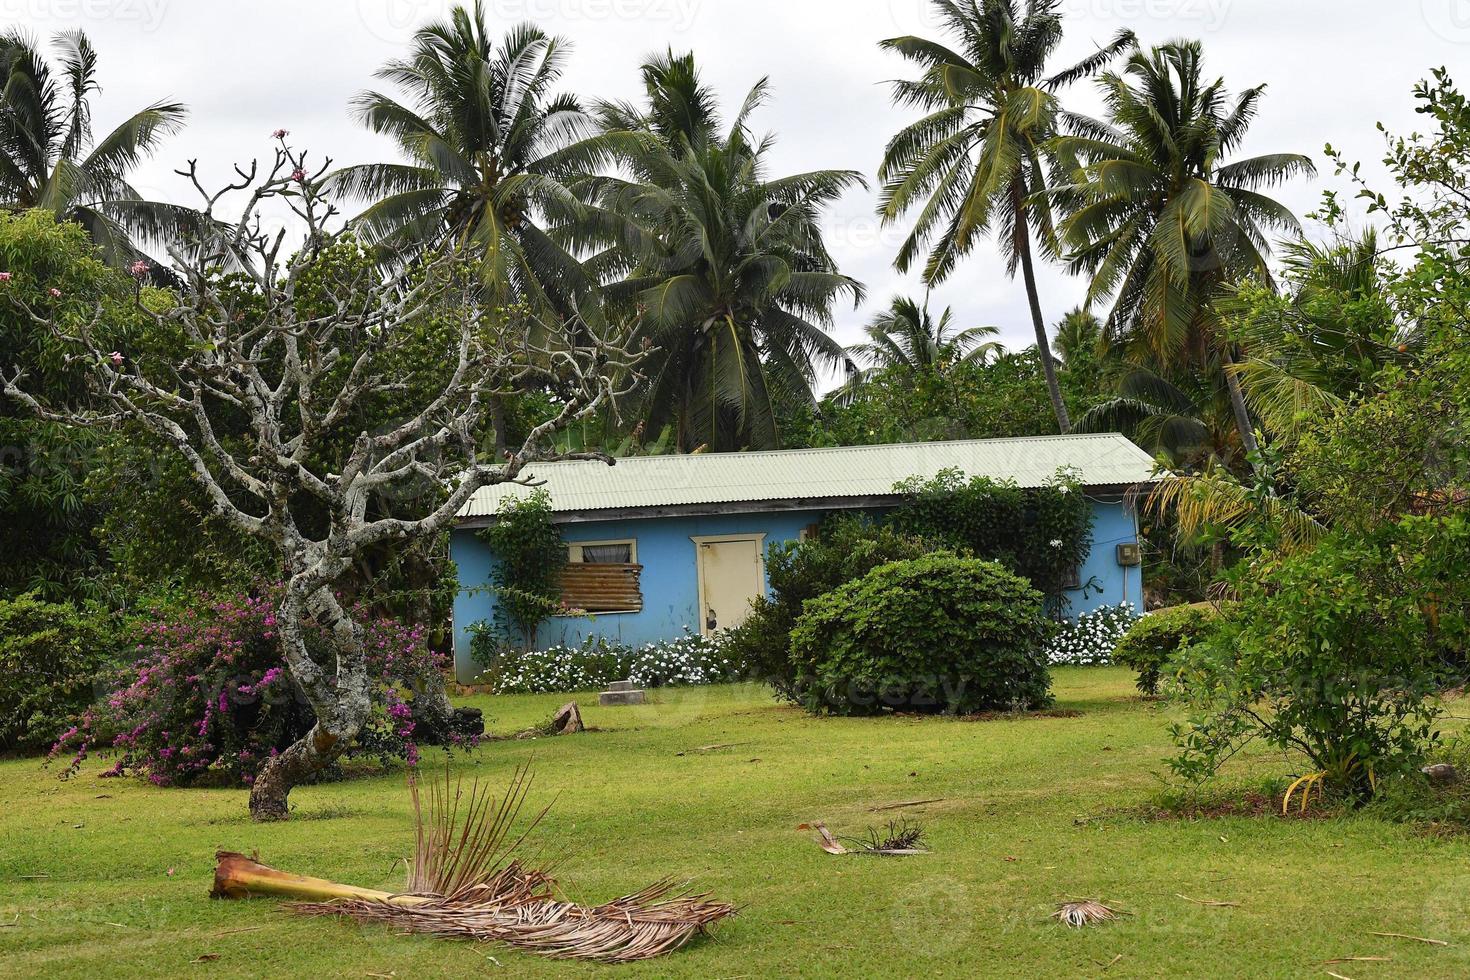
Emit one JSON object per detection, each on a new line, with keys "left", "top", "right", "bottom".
{"left": 1045, "top": 602, "right": 1140, "bottom": 666}
{"left": 494, "top": 629, "right": 741, "bottom": 694}
{"left": 626, "top": 631, "right": 739, "bottom": 687}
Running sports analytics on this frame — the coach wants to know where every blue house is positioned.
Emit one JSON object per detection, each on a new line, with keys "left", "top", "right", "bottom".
{"left": 450, "top": 434, "right": 1157, "bottom": 683}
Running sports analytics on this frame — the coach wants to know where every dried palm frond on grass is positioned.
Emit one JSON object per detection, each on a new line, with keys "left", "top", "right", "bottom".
{"left": 799, "top": 819, "right": 929, "bottom": 856}
{"left": 212, "top": 764, "right": 735, "bottom": 963}
{"left": 1051, "top": 900, "right": 1127, "bottom": 928}
{"left": 841, "top": 819, "right": 929, "bottom": 855}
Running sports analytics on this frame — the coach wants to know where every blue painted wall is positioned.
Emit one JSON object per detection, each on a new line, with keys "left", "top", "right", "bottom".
{"left": 450, "top": 498, "right": 1141, "bottom": 682}
{"left": 1069, "top": 496, "right": 1144, "bottom": 615}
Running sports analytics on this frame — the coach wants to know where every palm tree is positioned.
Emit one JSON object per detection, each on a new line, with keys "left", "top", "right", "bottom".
{"left": 1224, "top": 231, "right": 1418, "bottom": 443}
{"left": 328, "top": 4, "right": 602, "bottom": 313}
{"left": 0, "top": 29, "right": 191, "bottom": 268}
{"left": 1054, "top": 40, "right": 1315, "bottom": 458}
{"left": 1053, "top": 306, "right": 1104, "bottom": 364}
{"left": 580, "top": 53, "right": 865, "bottom": 452}
{"left": 1075, "top": 365, "right": 1243, "bottom": 471}
{"left": 877, "top": 0, "right": 1135, "bottom": 434}
{"left": 849, "top": 294, "right": 1002, "bottom": 375}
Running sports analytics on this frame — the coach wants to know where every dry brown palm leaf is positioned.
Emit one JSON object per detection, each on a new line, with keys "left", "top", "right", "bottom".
{"left": 798, "top": 820, "right": 929, "bottom": 856}
{"left": 1051, "top": 900, "right": 1127, "bottom": 928}
{"left": 797, "top": 820, "right": 849, "bottom": 854}
{"left": 212, "top": 764, "right": 735, "bottom": 963}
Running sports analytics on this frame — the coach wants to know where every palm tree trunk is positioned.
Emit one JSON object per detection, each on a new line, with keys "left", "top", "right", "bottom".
{"left": 490, "top": 396, "right": 508, "bottom": 459}
{"left": 1014, "top": 206, "right": 1071, "bottom": 434}
{"left": 1220, "top": 346, "right": 1259, "bottom": 466}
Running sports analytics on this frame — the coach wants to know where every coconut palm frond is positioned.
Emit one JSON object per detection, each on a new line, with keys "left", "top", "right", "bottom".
{"left": 1057, "top": 39, "right": 1313, "bottom": 456}
{"left": 879, "top": 1, "right": 1134, "bottom": 433}
{"left": 1229, "top": 355, "right": 1343, "bottom": 441}
{"left": 306, "top": 875, "right": 733, "bottom": 963}
{"left": 406, "top": 762, "right": 549, "bottom": 897}
{"left": 1051, "top": 899, "right": 1126, "bottom": 927}
{"left": 212, "top": 764, "right": 735, "bottom": 964}
{"left": 0, "top": 28, "right": 186, "bottom": 268}
{"left": 332, "top": 7, "right": 598, "bottom": 314}
{"left": 1147, "top": 472, "right": 1325, "bottom": 553}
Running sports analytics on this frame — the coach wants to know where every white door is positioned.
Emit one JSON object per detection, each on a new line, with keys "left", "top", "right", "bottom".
{"left": 696, "top": 537, "right": 765, "bottom": 634}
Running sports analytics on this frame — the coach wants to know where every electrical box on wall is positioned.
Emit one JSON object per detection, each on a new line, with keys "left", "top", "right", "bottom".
{"left": 1116, "top": 543, "right": 1142, "bottom": 567}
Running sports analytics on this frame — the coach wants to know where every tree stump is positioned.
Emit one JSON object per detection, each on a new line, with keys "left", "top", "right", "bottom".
{"left": 551, "top": 701, "right": 584, "bottom": 735}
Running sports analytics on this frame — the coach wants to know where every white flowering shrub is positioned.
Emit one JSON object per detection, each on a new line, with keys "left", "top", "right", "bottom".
{"left": 1045, "top": 603, "right": 1139, "bottom": 666}
{"left": 487, "top": 629, "right": 742, "bottom": 694}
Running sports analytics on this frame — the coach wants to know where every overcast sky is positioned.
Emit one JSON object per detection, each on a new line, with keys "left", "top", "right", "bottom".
{"left": 8, "top": 0, "right": 1468, "bottom": 360}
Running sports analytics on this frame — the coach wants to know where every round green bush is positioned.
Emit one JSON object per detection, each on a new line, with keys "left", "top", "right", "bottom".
{"left": 721, "top": 517, "right": 935, "bottom": 703}
{"left": 1113, "top": 604, "right": 1217, "bottom": 696}
{"left": 789, "top": 555, "right": 1053, "bottom": 716}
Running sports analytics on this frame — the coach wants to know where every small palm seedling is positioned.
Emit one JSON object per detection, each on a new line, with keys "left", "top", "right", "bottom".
{"left": 1283, "top": 755, "right": 1378, "bottom": 815}
{"left": 212, "top": 765, "right": 735, "bottom": 963}
{"left": 1051, "top": 900, "right": 1127, "bottom": 928}
{"left": 1282, "top": 771, "right": 1328, "bottom": 815}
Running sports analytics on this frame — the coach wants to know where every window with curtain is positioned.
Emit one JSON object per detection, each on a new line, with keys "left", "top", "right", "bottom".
{"left": 579, "top": 543, "right": 633, "bottom": 564}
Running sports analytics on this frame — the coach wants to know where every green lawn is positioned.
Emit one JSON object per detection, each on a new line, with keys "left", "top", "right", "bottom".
{"left": 3, "top": 668, "right": 1468, "bottom": 978}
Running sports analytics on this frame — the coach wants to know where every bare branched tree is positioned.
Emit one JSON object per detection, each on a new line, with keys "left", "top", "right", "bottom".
{"left": 1, "top": 138, "right": 647, "bottom": 820}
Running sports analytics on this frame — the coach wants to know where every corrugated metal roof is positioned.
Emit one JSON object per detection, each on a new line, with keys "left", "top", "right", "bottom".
{"left": 460, "top": 434, "right": 1158, "bottom": 521}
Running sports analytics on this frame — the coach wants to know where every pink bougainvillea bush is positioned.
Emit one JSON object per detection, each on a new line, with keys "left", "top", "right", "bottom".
{"left": 50, "top": 590, "right": 454, "bottom": 787}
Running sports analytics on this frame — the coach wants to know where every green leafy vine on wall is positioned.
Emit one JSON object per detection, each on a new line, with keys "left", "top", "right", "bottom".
{"left": 477, "top": 489, "right": 566, "bottom": 650}
{"left": 888, "top": 467, "right": 1095, "bottom": 614}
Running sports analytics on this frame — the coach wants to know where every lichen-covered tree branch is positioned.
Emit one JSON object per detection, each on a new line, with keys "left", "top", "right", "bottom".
{"left": 1, "top": 138, "right": 647, "bottom": 819}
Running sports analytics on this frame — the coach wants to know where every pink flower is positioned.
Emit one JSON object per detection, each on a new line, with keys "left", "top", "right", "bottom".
{"left": 272, "top": 129, "right": 289, "bottom": 139}
{"left": 109, "top": 352, "right": 124, "bottom": 366}
{"left": 48, "top": 287, "right": 61, "bottom": 298}
{"left": 291, "top": 167, "right": 307, "bottom": 183}
{"left": 128, "top": 260, "right": 149, "bottom": 279}
{"left": 0, "top": 272, "right": 11, "bottom": 282}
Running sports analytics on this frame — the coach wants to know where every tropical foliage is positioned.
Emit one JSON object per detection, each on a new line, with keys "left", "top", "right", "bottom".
{"left": 790, "top": 554, "right": 1053, "bottom": 716}
{"left": 878, "top": 0, "right": 1134, "bottom": 432}
{"left": 579, "top": 51, "right": 863, "bottom": 450}
{"left": 1167, "top": 518, "right": 1467, "bottom": 802}
{"left": 0, "top": 29, "right": 192, "bottom": 268}
{"left": 790, "top": 348, "right": 1099, "bottom": 449}
{"left": 50, "top": 590, "right": 454, "bottom": 788}
{"left": 0, "top": 591, "right": 122, "bottom": 752}
{"left": 478, "top": 489, "right": 566, "bottom": 651}
{"left": 722, "top": 517, "right": 936, "bottom": 703}
{"left": 1151, "top": 69, "right": 1470, "bottom": 806}
{"left": 329, "top": 5, "right": 600, "bottom": 313}
{"left": 846, "top": 294, "right": 1001, "bottom": 378}
{"left": 1112, "top": 603, "right": 1215, "bottom": 695}
{"left": 0, "top": 209, "right": 157, "bottom": 601}
{"left": 889, "top": 467, "right": 1093, "bottom": 605}
{"left": 1056, "top": 40, "right": 1315, "bottom": 455}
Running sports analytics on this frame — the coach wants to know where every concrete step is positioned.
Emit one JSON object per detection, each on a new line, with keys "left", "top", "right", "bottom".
{"left": 607, "top": 679, "right": 638, "bottom": 693}
{"left": 599, "top": 689, "right": 646, "bottom": 706}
